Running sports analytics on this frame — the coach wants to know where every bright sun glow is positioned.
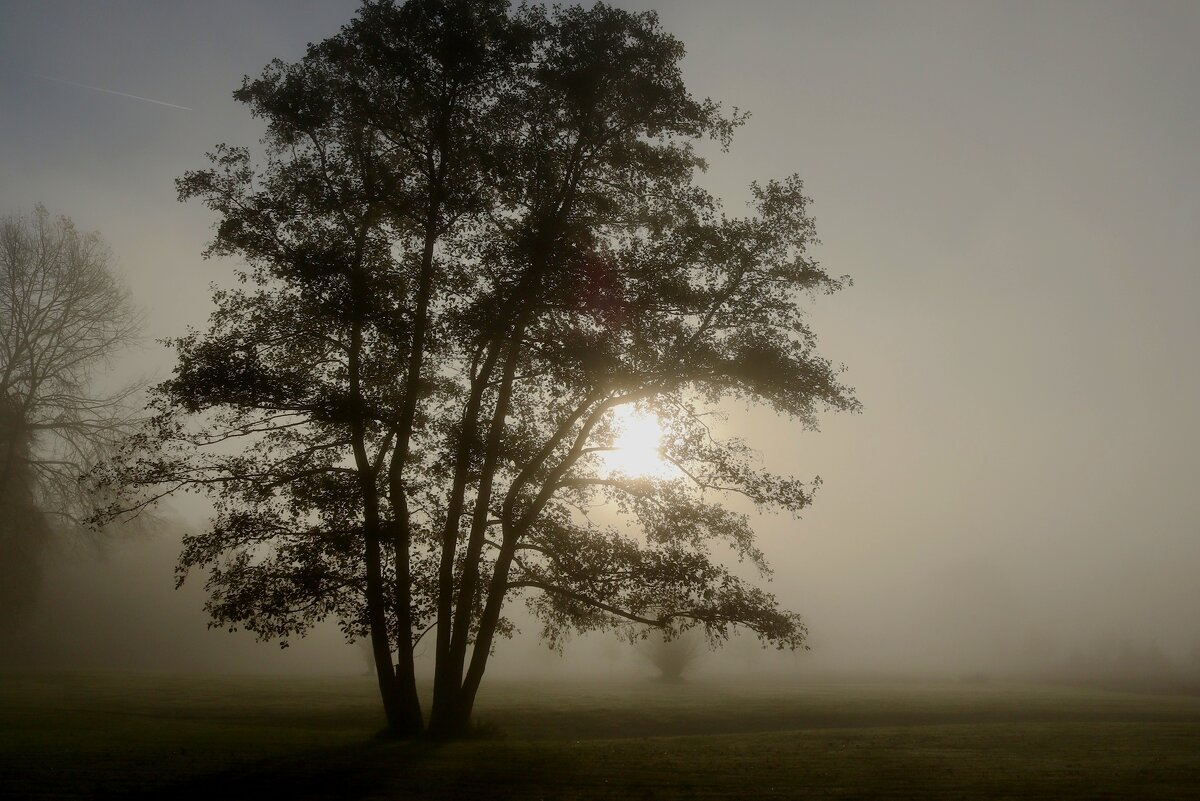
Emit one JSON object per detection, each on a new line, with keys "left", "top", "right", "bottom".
{"left": 601, "top": 406, "right": 676, "bottom": 478}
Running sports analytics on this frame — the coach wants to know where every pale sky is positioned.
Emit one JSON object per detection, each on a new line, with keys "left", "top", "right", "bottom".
{"left": 2, "top": 0, "right": 1198, "bottom": 672}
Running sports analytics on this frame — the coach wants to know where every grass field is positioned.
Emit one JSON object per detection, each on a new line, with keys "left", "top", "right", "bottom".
{"left": 2, "top": 672, "right": 1199, "bottom": 799}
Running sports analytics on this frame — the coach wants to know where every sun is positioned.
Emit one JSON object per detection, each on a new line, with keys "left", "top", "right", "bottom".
{"left": 601, "top": 406, "right": 676, "bottom": 478}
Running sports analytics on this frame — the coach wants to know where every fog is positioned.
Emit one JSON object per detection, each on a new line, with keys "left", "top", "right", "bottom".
{"left": 2, "top": 1, "right": 1199, "bottom": 689}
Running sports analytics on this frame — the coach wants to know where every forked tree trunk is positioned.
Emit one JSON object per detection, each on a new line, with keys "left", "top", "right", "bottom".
{"left": 426, "top": 545, "right": 518, "bottom": 738}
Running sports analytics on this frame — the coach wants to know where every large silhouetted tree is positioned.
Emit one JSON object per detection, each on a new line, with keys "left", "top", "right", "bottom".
{"left": 98, "top": 0, "right": 857, "bottom": 738}
{"left": 1, "top": 207, "right": 141, "bottom": 620}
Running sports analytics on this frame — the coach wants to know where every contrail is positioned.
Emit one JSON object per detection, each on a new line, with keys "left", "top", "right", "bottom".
{"left": 38, "top": 75, "right": 192, "bottom": 111}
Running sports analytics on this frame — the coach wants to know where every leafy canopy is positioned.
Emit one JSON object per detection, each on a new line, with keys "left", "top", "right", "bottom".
{"left": 99, "top": 0, "right": 856, "bottom": 732}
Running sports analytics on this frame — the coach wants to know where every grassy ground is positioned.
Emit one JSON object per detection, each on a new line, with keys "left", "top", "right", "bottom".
{"left": 2, "top": 672, "right": 1199, "bottom": 799}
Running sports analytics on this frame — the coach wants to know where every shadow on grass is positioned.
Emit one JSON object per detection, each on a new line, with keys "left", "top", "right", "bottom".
{"left": 101, "top": 735, "right": 583, "bottom": 801}
{"left": 95, "top": 739, "right": 384, "bottom": 801}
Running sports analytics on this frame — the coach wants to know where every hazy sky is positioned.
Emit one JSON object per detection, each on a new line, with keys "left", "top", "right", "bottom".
{"left": 2, "top": 0, "right": 1198, "bottom": 672}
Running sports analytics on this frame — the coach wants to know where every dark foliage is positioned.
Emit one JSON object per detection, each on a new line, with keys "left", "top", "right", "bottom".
{"left": 97, "top": 0, "right": 857, "bottom": 737}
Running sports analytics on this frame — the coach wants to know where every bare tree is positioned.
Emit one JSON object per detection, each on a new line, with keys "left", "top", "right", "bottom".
{"left": 0, "top": 206, "right": 141, "bottom": 618}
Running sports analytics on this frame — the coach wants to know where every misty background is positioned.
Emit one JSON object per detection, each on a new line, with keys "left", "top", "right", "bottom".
{"left": 1, "top": 0, "right": 1198, "bottom": 681}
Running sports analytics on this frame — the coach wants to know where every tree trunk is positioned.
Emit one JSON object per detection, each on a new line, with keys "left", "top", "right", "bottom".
{"left": 390, "top": 517, "right": 423, "bottom": 734}
{"left": 429, "top": 345, "right": 502, "bottom": 735}
{"left": 383, "top": 200, "right": 441, "bottom": 738}
{"left": 346, "top": 222, "right": 423, "bottom": 738}
{"left": 426, "top": 688, "right": 472, "bottom": 739}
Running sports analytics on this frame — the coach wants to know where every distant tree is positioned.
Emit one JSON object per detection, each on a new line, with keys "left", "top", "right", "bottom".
{"left": 357, "top": 638, "right": 377, "bottom": 677}
{"left": 1060, "top": 636, "right": 1176, "bottom": 691}
{"left": 98, "top": 0, "right": 856, "bottom": 738}
{"left": 595, "top": 634, "right": 625, "bottom": 677}
{"left": 642, "top": 627, "right": 704, "bottom": 683}
{"left": 0, "top": 206, "right": 141, "bottom": 619}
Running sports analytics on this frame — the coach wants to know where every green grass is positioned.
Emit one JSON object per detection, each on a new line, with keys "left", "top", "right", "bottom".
{"left": 2, "top": 672, "right": 1199, "bottom": 799}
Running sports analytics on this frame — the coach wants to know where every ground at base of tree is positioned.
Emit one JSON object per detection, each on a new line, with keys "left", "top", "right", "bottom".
{"left": 2, "top": 673, "right": 1199, "bottom": 799}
